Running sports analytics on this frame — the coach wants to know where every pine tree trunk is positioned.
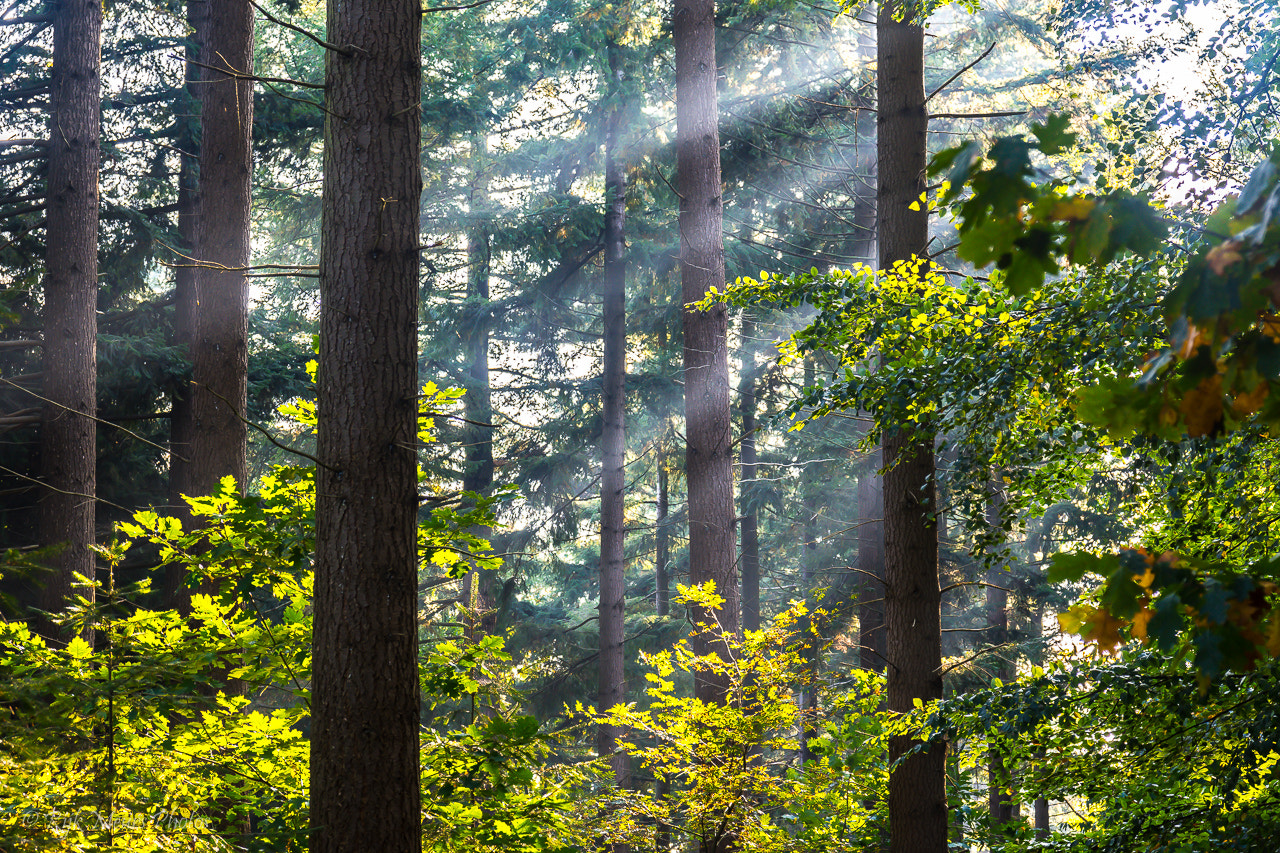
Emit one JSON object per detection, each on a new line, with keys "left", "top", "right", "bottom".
{"left": 857, "top": 445, "right": 886, "bottom": 673}
{"left": 986, "top": 474, "right": 1016, "bottom": 831}
{"left": 165, "top": 0, "right": 207, "bottom": 608}
{"left": 878, "top": 3, "right": 946, "bottom": 851}
{"left": 38, "top": 0, "right": 101, "bottom": 643}
{"left": 462, "top": 131, "right": 497, "bottom": 635}
{"left": 674, "top": 0, "right": 739, "bottom": 708}
{"left": 797, "top": 355, "right": 820, "bottom": 762}
{"left": 310, "top": 0, "right": 423, "bottom": 846}
{"left": 655, "top": 323, "right": 671, "bottom": 619}
{"left": 187, "top": 0, "right": 252, "bottom": 498}
{"left": 598, "top": 35, "right": 630, "bottom": 793}
{"left": 738, "top": 314, "right": 760, "bottom": 634}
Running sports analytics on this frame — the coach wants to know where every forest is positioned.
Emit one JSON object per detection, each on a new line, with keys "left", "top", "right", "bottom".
{"left": 2, "top": 0, "right": 1279, "bottom": 850}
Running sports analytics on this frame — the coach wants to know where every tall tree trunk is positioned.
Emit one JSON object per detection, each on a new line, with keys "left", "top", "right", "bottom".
{"left": 38, "top": 0, "right": 101, "bottom": 643}
{"left": 655, "top": 445, "right": 670, "bottom": 617}
{"left": 986, "top": 474, "right": 1016, "bottom": 832}
{"left": 738, "top": 313, "right": 759, "bottom": 634}
{"left": 165, "top": 0, "right": 207, "bottom": 608}
{"left": 1032, "top": 597, "right": 1051, "bottom": 838}
{"left": 310, "top": 0, "right": 423, "bottom": 846}
{"left": 796, "top": 357, "right": 820, "bottom": 763}
{"left": 462, "top": 131, "right": 497, "bottom": 636}
{"left": 598, "top": 35, "right": 630, "bottom": 795}
{"left": 187, "top": 0, "right": 252, "bottom": 498}
{"left": 878, "top": 3, "right": 946, "bottom": 852}
{"left": 857, "top": 445, "right": 886, "bottom": 673}
{"left": 674, "top": 0, "right": 738, "bottom": 708}
{"left": 655, "top": 322, "right": 671, "bottom": 619}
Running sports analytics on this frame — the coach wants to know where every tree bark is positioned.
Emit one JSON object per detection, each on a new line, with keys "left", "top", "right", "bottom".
{"left": 738, "top": 313, "right": 759, "bottom": 634}
{"left": 986, "top": 473, "right": 1017, "bottom": 831}
{"left": 675, "top": 0, "right": 738, "bottom": 710}
{"left": 186, "top": 0, "right": 252, "bottom": 499}
{"left": 857, "top": 445, "right": 886, "bottom": 674}
{"left": 37, "top": 0, "right": 101, "bottom": 644}
{"left": 310, "top": 0, "right": 423, "bottom": 846}
{"left": 878, "top": 3, "right": 946, "bottom": 852}
{"left": 165, "top": 0, "right": 207, "bottom": 608}
{"left": 462, "top": 130, "right": 497, "bottom": 636}
{"left": 656, "top": 450, "right": 670, "bottom": 617}
{"left": 598, "top": 35, "right": 630, "bottom": 794}
{"left": 655, "top": 323, "right": 671, "bottom": 619}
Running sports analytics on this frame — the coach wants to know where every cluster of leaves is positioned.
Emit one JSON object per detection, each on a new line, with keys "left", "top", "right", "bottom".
{"left": 595, "top": 584, "right": 889, "bottom": 853}
{"left": 1051, "top": 547, "right": 1280, "bottom": 681}
{"left": 936, "top": 117, "right": 1280, "bottom": 440}
{"left": 922, "top": 653, "right": 1280, "bottom": 852}
{"left": 706, "top": 248, "right": 1163, "bottom": 545}
{"left": 936, "top": 117, "right": 1280, "bottom": 678}
{"left": 0, "top": 387, "right": 590, "bottom": 852}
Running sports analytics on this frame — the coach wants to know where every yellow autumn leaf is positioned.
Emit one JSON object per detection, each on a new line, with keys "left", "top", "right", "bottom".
{"left": 1131, "top": 607, "right": 1154, "bottom": 642}
{"left": 1207, "top": 240, "right": 1245, "bottom": 276}
{"left": 1260, "top": 312, "right": 1280, "bottom": 343}
{"left": 1082, "top": 607, "right": 1127, "bottom": 653}
{"left": 1180, "top": 374, "right": 1223, "bottom": 437}
{"left": 1176, "top": 324, "right": 1211, "bottom": 360}
{"left": 1232, "top": 380, "right": 1269, "bottom": 417}
{"left": 1267, "top": 614, "right": 1280, "bottom": 657}
{"left": 1057, "top": 603, "right": 1090, "bottom": 635}
{"left": 1133, "top": 567, "right": 1155, "bottom": 589}
{"left": 1049, "top": 196, "right": 1096, "bottom": 222}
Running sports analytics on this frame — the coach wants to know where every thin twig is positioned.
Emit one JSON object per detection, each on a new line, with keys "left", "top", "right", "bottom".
{"left": 0, "top": 377, "right": 176, "bottom": 458}
{"left": 191, "top": 381, "right": 334, "bottom": 471}
{"left": 930, "top": 110, "right": 1027, "bottom": 120}
{"left": 926, "top": 43, "right": 995, "bottom": 103}
{"left": 421, "top": 0, "right": 495, "bottom": 12}
{"left": 181, "top": 54, "right": 324, "bottom": 90}
{"left": 0, "top": 462, "right": 131, "bottom": 513}
{"left": 246, "top": 0, "right": 359, "bottom": 57}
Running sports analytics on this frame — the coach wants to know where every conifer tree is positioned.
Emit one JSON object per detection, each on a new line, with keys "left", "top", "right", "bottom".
{"left": 598, "top": 29, "right": 630, "bottom": 794}
{"left": 38, "top": 0, "right": 102, "bottom": 642}
{"left": 174, "top": 0, "right": 253, "bottom": 504}
{"left": 877, "top": 1, "right": 946, "bottom": 850}
{"left": 310, "top": 0, "right": 423, "bottom": 845}
{"left": 675, "top": 0, "right": 739, "bottom": 708}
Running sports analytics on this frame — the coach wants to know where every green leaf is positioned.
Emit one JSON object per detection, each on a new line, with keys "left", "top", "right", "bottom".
{"left": 1031, "top": 114, "right": 1077, "bottom": 155}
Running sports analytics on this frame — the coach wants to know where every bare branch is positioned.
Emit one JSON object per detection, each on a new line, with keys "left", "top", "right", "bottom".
{"left": 183, "top": 54, "right": 324, "bottom": 90}
{"left": 246, "top": 0, "right": 360, "bottom": 57}
{"left": 191, "top": 381, "right": 334, "bottom": 470}
{"left": 930, "top": 110, "right": 1027, "bottom": 120}
{"left": 421, "top": 0, "right": 495, "bottom": 12}
{"left": 926, "top": 43, "right": 995, "bottom": 104}
{"left": 0, "top": 378, "right": 176, "bottom": 458}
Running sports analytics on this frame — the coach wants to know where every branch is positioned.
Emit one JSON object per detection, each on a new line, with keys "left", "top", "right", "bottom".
{"left": 0, "top": 216, "right": 43, "bottom": 255}
{"left": 1, "top": 202, "right": 45, "bottom": 221}
{"left": 0, "top": 14, "right": 49, "bottom": 25}
{"left": 0, "top": 18, "right": 48, "bottom": 66}
{"left": 191, "top": 381, "right": 334, "bottom": 470}
{"left": 926, "top": 43, "right": 995, "bottom": 104}
{"left": 0, "top": 137, "right": 45, "bottom": 149}
{"left": 421, "top": 0, "right": 495, "bottom": 12}
{"left": 0, "top": 378, "right": 175, "bottom": 458}
{"left": 157, "top": 240, "right": 318, "bottom": 275}
{"left": 0, "top": 339, "right": 40, "bottom": 350}
{"left": 930, "top": 110, "right": 1027, "bottom": 120}
{"left": 246, "top": 0, "right": 360, "bottom": 57}
{"left": 183, "top": 54, "right": 324, "bottom": 90}
{"left": 0, "top": 462, "right": 130, "bottom": 513}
